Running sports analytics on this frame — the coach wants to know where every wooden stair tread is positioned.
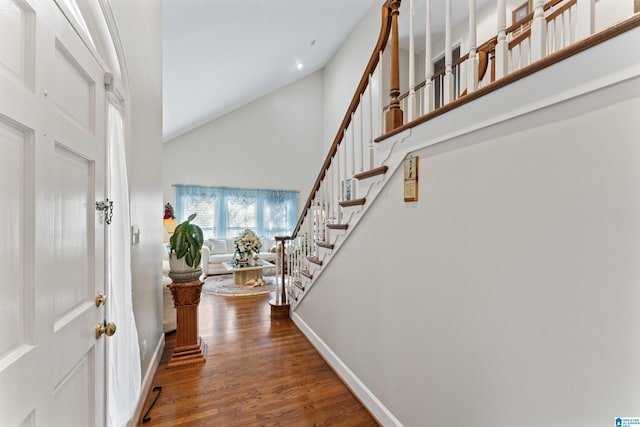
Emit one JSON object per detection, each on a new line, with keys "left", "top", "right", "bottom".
{"left": 307, "top": 255, "right": 323, "bottom": 266}
{"left": 287, "top": 290, "right": 298, "bottom": 302}
{"left": 294, "top": 280, "right": 305, "bottom": 291}
{"left": 354, "top": 165, "right": 388, "bottom": 180}
{"left": 317, "top": 241, "right": 334, "bottom": 250}
{"left": 301, "top": 269, "right": 313, "bottom": 279}
{"left": 339, "top": 197, "right": 366, "bottom": 208}
{"left": 326, "top": 223, "right": 348, "bottom": 230}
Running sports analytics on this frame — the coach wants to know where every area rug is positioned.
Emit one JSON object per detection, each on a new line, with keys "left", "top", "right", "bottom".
{"left": 202, "top": 274, "right": 276, "bottom": 296}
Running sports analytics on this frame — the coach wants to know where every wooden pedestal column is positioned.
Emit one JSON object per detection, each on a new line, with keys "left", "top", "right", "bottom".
{"left": 167, "top": 280, "right": 207, "bottom": 367}
{"left": 270, "top": 236, "right": 290, "bottom": 319}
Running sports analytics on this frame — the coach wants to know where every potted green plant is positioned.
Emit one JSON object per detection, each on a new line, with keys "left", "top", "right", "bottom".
{"left": 168, "top": 213, "right": 204, "bottom": 282}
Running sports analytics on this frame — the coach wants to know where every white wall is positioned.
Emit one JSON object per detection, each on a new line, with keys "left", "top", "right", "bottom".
{"left": 322, "top": 1, "right": 383, "bottom": 152}
{"left": 295, "top": 29, "right": 640, "bottom": 426}
{"left": 163, "top": 70, "right": 324, "bottom": 210}
{"left": 110, "top": 0, "right": 164, "bottom": 379}
{"left": 596, "top": 0, "right": 634, "bottom": 30}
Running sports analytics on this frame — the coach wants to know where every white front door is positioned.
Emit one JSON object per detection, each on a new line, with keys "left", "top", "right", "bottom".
{"left": 0, "top": 0, "right": 109, "bottom": 425}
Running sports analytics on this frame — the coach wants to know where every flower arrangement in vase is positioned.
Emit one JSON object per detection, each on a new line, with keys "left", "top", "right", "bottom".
{"left": 233, "top": 229, "right": 262, "bottom": 264}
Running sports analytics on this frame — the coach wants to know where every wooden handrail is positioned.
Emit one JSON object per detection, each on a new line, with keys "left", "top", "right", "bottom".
{"left": 291, "top": 1, "right": 393, "bottom": 239}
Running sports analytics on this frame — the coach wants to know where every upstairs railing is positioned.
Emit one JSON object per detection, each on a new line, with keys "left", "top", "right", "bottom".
{"left": 389, "top": 0, "right": 588, "bottom": 123}
{"left": 282, "top": 0, "right": 639, "bottom": 305}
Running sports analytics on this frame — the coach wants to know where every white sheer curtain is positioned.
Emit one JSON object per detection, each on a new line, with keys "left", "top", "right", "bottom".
{"left": 106, "top": 102, "right": 141, "bottom": 426}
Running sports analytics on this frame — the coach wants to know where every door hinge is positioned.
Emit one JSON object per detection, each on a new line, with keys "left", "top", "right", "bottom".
{"left": 96, "top": 199, "right": 113, "bottom": 225}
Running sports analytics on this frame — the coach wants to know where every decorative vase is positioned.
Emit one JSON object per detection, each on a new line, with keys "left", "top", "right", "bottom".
{"left": 235, "top": 257, "right": 248, "bottom": 266}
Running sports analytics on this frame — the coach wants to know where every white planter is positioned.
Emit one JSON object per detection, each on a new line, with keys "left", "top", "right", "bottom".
{"left": 168, "top": 253, "right": 202, "bottom": 283}
{"left": 169, "top": 253, "right": 194, "bottom": 272}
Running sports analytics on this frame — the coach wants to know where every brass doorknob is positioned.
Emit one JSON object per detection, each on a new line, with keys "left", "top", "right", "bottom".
{"left": 95, "top": 293, "right": 107, "bottom": 307}
{"left": 95, "top": 321, "right": 117, "bottom": 339}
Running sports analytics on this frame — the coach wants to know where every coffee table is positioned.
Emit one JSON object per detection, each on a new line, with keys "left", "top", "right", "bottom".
{"left": 222, "top": 259, "right": 275, "bottom": 285}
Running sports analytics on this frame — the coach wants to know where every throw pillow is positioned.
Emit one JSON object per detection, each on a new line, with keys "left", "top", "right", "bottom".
{"left": 212, "top": 239, "right": 228, "bottom": 254}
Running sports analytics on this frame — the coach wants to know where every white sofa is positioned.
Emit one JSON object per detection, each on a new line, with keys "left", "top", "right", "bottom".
{"left": 202, "top": 237, "right": 278, "bottom": 275}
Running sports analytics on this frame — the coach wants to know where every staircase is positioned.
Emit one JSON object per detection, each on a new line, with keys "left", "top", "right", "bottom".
{"left": 283, "top": 0, "right": 640, "bottom": 310}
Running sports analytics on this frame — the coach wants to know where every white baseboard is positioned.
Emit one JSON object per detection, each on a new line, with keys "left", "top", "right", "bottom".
{"left": 290, "top": 313, "right": 403, "bottom": 427}
{"left": 129, "top": 333, "right": 165, "bottom": 426}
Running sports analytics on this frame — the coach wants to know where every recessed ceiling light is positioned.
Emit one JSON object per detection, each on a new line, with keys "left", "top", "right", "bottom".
{"left": 297, "top": 62, "right": 304, "bottom": 70}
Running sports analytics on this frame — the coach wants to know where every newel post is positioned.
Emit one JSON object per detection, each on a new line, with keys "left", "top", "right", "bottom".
{"left": 385, "top": 0, "right": 403, "bottom": 132}
{"left": 270, "top": 235, "right": 291, "bottom": 319}
{"left": 530, "top": 0, "right": 546, "bottom": 61}
{"left": 467, "top": 0, "right": 478, "bottom": 93}
{"left": 495, "top": 0, "right": 508, "bottom": 79}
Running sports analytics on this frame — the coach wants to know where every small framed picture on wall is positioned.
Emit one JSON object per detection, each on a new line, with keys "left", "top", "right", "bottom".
{"left": 512, "top": 1, "right": 531, "bottom": 26}
{"left": 403, "top": 156, "right": 418, "bottom": 202}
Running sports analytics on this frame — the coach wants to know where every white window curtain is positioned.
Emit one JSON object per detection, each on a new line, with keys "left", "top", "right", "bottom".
{"left": 174, "top": 185, "right": 297, "bottom": 239}
{"left": 106, "top": 102, "right": 141, "bottom": 427}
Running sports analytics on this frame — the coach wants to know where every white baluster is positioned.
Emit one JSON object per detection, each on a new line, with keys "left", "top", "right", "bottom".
{"left": 424, "top": 0, "right": 433, "bottom": 113}
{"left": 295, "top": 234, "right": 304, "bottom": 280}
{"left": 444, "top": 0, "right": 453, "bottom": 104}
{"left": 575, "top": 0, "right": 592, "bottom": 40}
{"left": 557, "top": 14, "right": 563, "bottom": 51}
{"left": 359, "top": 94, "right": 364, "bottom": 172}
{"left": 408, "top": 0, "right": 416, "bottom": 121}
{"left": 350, "top": 114, "right": 355, "bottom": 177}
{"left": 335, "top": 156, "right": 340, "bottom": 220}
{"left": 307, "top": 214, "right": 312, "bottom": 257}
{"left": 467, "top": 0, "right": 478, "bottom": 93}
{"left": 530, "top": 0, "right": 546, "bottom": 61}
{"left": 570, "top": 4, "right": 577, "bottom": 44}
{"left": 340, "top": 129, "right": 349, "bottom": 201}
{"left": 330, "top": 159, "right": 334, "bottom": 222}
{"left": 378, "top": 52, "right": 383, "bottom": 135}
{"left": 495, "top": 0, "right": 508, "bottom": 79}
{"left": 319, "top": 182, "right": 324, "bottom": 242}
{"left": 368, "top": 74, "right": 374, "bottom": 170}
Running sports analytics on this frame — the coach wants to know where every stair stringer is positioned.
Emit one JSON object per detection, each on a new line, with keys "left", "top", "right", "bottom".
{"left": 289, "top": 129, "right": 414, "bottom": 310}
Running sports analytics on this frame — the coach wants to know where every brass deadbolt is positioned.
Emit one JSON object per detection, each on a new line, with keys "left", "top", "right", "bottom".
{"left": 95, "top": 293, "right": 107, "bottom": 307}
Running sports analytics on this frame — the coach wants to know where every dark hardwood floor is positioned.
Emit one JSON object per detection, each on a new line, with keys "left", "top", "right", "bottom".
{"left": 138, "top": 290, "right": 379, "bottom": 426}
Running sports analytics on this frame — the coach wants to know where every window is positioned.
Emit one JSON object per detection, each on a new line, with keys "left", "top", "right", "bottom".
{"left": 227, "top": 194, "right": 257, "bottom": 236}
{"left": 174, "top": 185, "right": 297, "bottom": 239}
{"left": 183, "top": 196, "right": 217, "bottom": 239}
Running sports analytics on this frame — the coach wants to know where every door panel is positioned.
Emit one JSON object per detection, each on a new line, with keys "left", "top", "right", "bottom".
{"left": 53, "top": 40, "right": 96, "bottom": 134}
{"left": 0, "top": 0, "right": 35, "bottom": 90}
{"left": 52, "top": 144, "right": 92, "bottom": 319}
{"left": 53, "top": 349, "right": 93, "bottom": 427}
{"left": 0, "top": 0, "right": 108, "bottom": 425}
{"left": 0, "top": 119, "right": 28, "bottom": 359}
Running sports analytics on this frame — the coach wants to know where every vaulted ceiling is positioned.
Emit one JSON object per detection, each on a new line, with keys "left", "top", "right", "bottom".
{"left": 162, "top": 0, "right": 491, "bottom": 142}
{"left": 163, "top": 0, "right": 378, "bottom": 142}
